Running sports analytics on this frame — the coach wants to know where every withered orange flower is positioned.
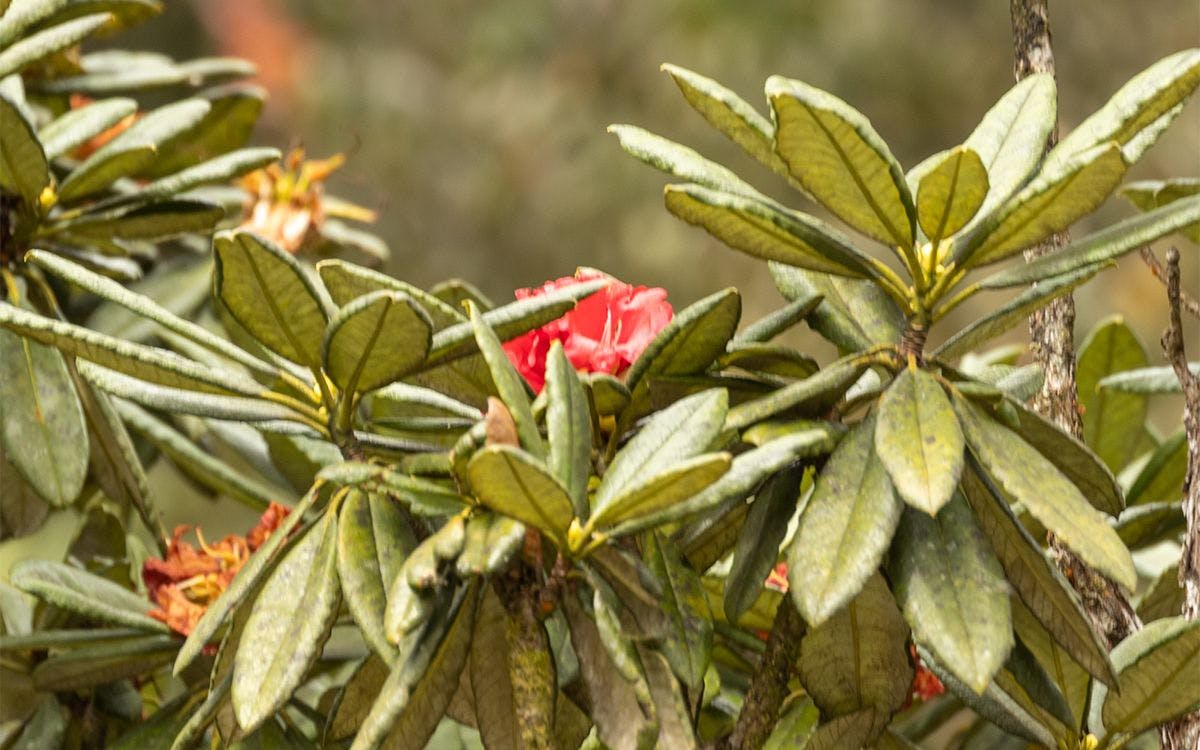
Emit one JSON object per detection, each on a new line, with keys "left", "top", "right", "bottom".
{"left": 239, "top": 147, "right": 376, "bottom": 254}
{"left": 143, "top": 502, "right": 290, "bottom": 637}
{"left": 68, "top": 94, "right": 140, "bottom": 160}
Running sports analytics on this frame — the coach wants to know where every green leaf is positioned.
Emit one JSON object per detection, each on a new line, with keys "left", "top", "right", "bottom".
{"left": 1137, "top": 566, "right": 1185, "bottom": 623}
{"left": 595, "top": 388, "right": 726, "bottom": 513}
{"left": 608, "top": 123, "right": 759, "bottom": 198}
{"left": 889, "top": 495, "right": 1012, "bottom": 693}
{"left": 1077, "top": 316, "right": 1150, "bottom": 471}
{"left": 545, "top": 341, "right": 591, "bottom": 518}
{"left": 661, "top": 63, "right": 786, "bottom": 178}
{"left": 317, "top": 258, "right": 465, "bottom": 327}
{"left": 1050, "top": 48, "right": 1200, "bottom": 167}
{"left": 1102, "top": 617, "right": 1200, "bottom": 736}
{"left": 460, "top": 589, "right": 519, "bottom": 750}
{"left": 645, "top": 532, "right": 712, "bottom": 693}
{"left": 27, "top": 250, "right": 278, "bottom": 379}
{"left": 662, "top": 183, "right": 876, "bottom": 278}
{"left": 0, "top": 13, "right": 110, "bottom": 79}
{"left": 468, "top": 303, "right": 544, "bottom": 457}
{"left": 789, "top": 417, "right": 902, "bottom": 626}
{"left": 1, "top": 451, "right": 50, "bottom": 538}
{"left": 323, "top": 290, "right": 431, "bottom": 394}
{"left": 725, "top": 354, "right": 865, "bottom": 430}
{"left": 0, "top": 327, "right": 88, "bottom": 507}
{"left": 10, "top": 560, "right": 167, "bottom": 632}
{"left": 806, "top": 709, "right": 880, "bottom": 750}
{"left": 610, "top": 426, "right": 839, "bottom": 537}
{"left": 1127, "top": 429, "right": 1187, "bottom": 506}
{"left": 37, "top": 96, "right": 136, "bottom": 159}
{"left": 214, "top": 229, "right": 332, "bottom": 369}
{"left": 103, "top": 146, "right": 280, "bottom": 207}
{"left": 424, "top": 279, "right": 606, "bottom": 368}
{"left": 1099, "top": 364, "right": 1200, "bottom": 394}
{"left": 0, "top": 92, "right": 49, "bottom": 206}
{"left": 143, "top": 83, "right": 263, "bottom": 177}
{"left": 58, "top": 98, "right": 212, "bottom": 202}
{"left": 916, "top": 146, "right": 988, "bottom": 241}
{"left": 455, "top": 513, "right": 524, "bottom": 577}
{"left": 338, "top": 490, "right": 416, "bottom": 661}
{"left": 933, "top": 264, "right": 1101, "bottom": 360}
{"left": 56, "top": 198, "right": 225, "bottom": 241}
{"left": 351, "top": 586, "right": 478, "bottom": 750}
{"left": 623, "top": 288, "right": 741, "bottom": 404}
{"left": 173, "top": 483, "right": 321, "bottom": 674}
{"left": 0, "top": 0, "right": 73, "bottom": 47}
{"left": 232, "top": 512, "right": 341, "bottom": 734}
{"left": 717, "top": 342, "right": 818, "bottom": 379}
{"left": 734, "top": 295, "right": 825, "bottom": 344}
{"left": 724, "top": 465, "right": 801, "bottom": 624}
{"left": 980, "top": 194, "right": 1200, "bottom": 288}
{"left": 115, "top": 400, "right": 285, "bottom": 511}
{"left": 31, "top": 634, "right": 178, "bottom": 691}
{"left": 952, "top": 392, "right": 1137, "bottom": 591}
{"left": 959, "top": 142, "right": 1127, "bottom": 268}
{"left": 875, "top": 368, "right": 963, "bottom": 515}
{"left": 1122, "top": 178, "right": 1200, "bottom": 243}
{"left": 319, "top": 462, "right": 469, "bottom": 517}
{"left": 467, "top": 445, "right": 574, "bottom": 545}
{"left": 960, "top": 465, "right": 1116, "bottom": 687}
{"left": 769, "top": 263, "right": 903, "bottom": 354}
{"left": 592, "top": 453, "right": 730, "bottom": 531}
{"left": 797, "top": 574, "right": 912, "bottom": 728}
{"left": 767, "top": 76, "right": 915, "bottom": 249}
{"left": 961, "top": 73, "right": 1057, "bottom": 223}
{"left": 1000, "top": 397, "right": 1124, "bottom": 517}
{"left": 1009, "top": 600, "right": 1091, "bottom": 727}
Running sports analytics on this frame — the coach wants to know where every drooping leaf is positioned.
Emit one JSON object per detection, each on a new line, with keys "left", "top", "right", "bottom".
{"left": 960, "top": 465, "right": 1116, "bottom": 687}
{"left": 1138, "top": 566, "right": 1186, "bottom": 623}
{"left": 789, "top": 416, "right": 901, "bottom": 627}
{"left": 0, "top": 327, "right": 88, "bottom": 507}
{"left": 323, "top": 290, "right": 432, "bottom": 395}
{"left": 915, "top": 145, "right": 989, "bottom": 241}
{"left": 797, "top": 574, "right": 912, "bottom": 733}
{"left": 0, "top": 13, "right": 110, "bottom": 79}
{"left": 725, "top": 465, "right": 802, "bottom": 624}
{"left": 462, "top": 589, "right": 520, "bottom": 749}
{"left": 1077, "top": 316, "right": 1150, "bottom": 471}
{"left": 10, "top": 560, "right": 168, "bottom": 632}
{"left": 232, "top": 511, "right": 341, "bottom": 734}
{"left": 1126, "top": 429, "right": 1188, "bottom": 506}
{"left": 980, "top": 194, "right": 1200, "bottom": 287}
{"left": 645, "top": 532, "right": 712, "bottom": 695}
{"left": 889, "top": 495, "right": 1012, "bottom": 693}
{"left": 1102, "top": 617, "right": 1200, "bottom": 737}
{"left": 663, "top": 183, "right": 875, "bottom": 278}
{"left": 1050, "top": 48, "right": 1200, "bottom": 167}
{"left": 961, "top": 73, "right": 1057, "bottom": 222}
{"left": 806, "top": 709, "right": 880, "bottom": 750}
{"left": 0, "top": 91, "right": 49, "bottom": 206}
{"left": 769, "top": 263, "right": 903, "bottom": 354}
{"left": 767, "top": 75, "right": 915, "bottom": 249}
{"left": 952, "top": 392, "right": 1137, "bottom": 591}
{"left": 214, "top": 230, "right": 332, "bottom": 369}
{"left": 37, "top": 96, "right": 137, "bottom": 159}
{"left": 58, "top": 98, "right": 212, "bottom": 201}
{"left": 467, "top": 445, "right": 573, "bottom": 545}
{"left": 875, "top": 367, "right": 963, "bottom": 516}
{"left": 959, "top": 142, "right": 1127, "bottom": 268}
{"left": 468, "top": 303, "right": 545, "bottom": 457}
{"left": 545, "top": 342, "right": 592, "bottom": 518}
{"left": 1010, "top": 599, "right": 1091, "bottom": 727}
{"left": 338, "top": 490, "right": 416, "bottom": 661}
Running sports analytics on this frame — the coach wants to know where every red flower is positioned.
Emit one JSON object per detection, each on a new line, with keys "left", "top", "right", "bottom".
{"left": 143, "top": 502, "right": 290, "bottom": 637}
{"left": 502, "top": 269, "right": 672, "bottom": 392}
{"left": 906, "top": 643, "right": 946, "bottom": 705}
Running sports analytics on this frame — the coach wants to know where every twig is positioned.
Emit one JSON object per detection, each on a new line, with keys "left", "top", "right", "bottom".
{"left": 1159, "top": 247, "right": 1200, "bottom": 750}
{"left": 1141, "top": 246, "right": 1200, "bottom": 319}
{"left": 718, "top": 598, "right": 805, "bottom": 750}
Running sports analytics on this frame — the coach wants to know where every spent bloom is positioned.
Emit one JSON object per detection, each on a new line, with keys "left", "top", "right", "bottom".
{"left": 501, "top": 268, "right": 672, "bottom": 392}
{"left": 143, "top": 502, "right": 290, "bottom": 636}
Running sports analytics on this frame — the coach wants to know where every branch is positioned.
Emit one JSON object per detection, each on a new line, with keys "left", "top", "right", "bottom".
{"left": 1141, "top": 246, "right": 1200, "bottom": 320}
{"left": 1158, "top": 247, "right": 1200, "bottom": 749}
{"left": 719, "top": 597, "right": 805, "bottom": 750}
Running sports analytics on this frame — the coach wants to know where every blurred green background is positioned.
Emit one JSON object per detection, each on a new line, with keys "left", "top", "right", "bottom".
{"left": 6, "top": 1, "right": 1192, "bottom": 560}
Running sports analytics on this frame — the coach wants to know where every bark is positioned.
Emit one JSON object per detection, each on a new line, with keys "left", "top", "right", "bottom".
{"left": 1159, "top": 247, "right": 1200, "bottom": 750}
{"left": 719, "top": 598, "right": 805, "bottom": 750}
{"left": 494, "top": 571, "right": 557, "bottom": 750}
{"left": 1009, "top": 0, "right": 1143, "bottom": 652}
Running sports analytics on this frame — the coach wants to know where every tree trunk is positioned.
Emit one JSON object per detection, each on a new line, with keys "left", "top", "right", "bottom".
{"left": 1009, "top": 0, "right": 1142, "bottom": 659}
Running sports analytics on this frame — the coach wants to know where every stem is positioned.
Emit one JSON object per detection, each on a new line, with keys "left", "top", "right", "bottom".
{"left": 1009, "top": 0, "right": 1142, "bottom": 661}
{"left": 931, "top": 282, "right": 982, "bottom": 323}
{"left": 719, "top": 597, "right": 805, "bottom": 750}
{"left": 1158, "top": 247, "right": 1200, "bottom": 750}
{"left": 492, "top": 572, "right": 556, "bottom": 749}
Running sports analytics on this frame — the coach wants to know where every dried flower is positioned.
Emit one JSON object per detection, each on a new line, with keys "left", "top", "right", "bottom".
{"left": 143, "top": 502, "right": 290, "bottom": 636}
{"left": 501, "top": 269, "right": 672, "bottom": 392}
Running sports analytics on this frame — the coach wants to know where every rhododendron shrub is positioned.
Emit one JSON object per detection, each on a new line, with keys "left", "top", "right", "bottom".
{"left": 2, "top": 3, "right": 1200, "bottom": 749}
